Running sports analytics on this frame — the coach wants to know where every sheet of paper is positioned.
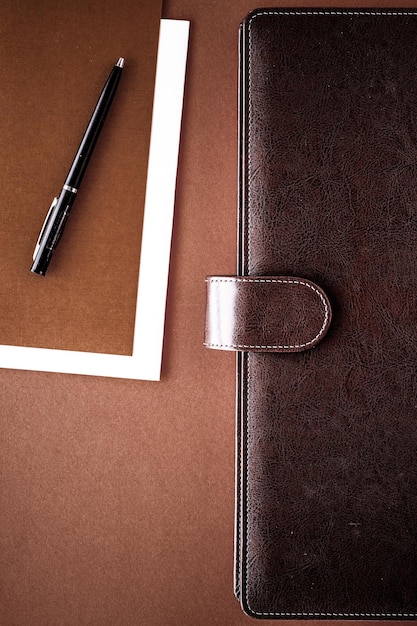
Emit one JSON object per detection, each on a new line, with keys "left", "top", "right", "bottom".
{"left": 0, "top": 19, "right": 189, "bottom": 380}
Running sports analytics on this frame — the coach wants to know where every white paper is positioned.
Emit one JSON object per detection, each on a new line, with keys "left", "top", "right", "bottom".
{"left": 0, "top": 19, "right": 190, "bottom": 380}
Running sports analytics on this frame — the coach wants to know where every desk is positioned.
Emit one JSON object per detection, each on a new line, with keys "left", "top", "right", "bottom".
{"left": 0, "top": 1, "right": 408, "bottom": 625}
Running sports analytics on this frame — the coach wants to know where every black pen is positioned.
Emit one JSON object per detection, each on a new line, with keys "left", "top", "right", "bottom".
{"left": 31, "top": 57, "right": 124, "bottom": 276}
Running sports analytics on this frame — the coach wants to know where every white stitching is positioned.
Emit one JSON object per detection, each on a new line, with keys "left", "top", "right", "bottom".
{"left": 205, "top": 277, "right": 329, "bottom": 350}
{"left": 243, "top": 8, "right": 417, "bottom": 619}
{"left": 252, "top": 10, "right": 417, "bottom": 17}
{"left": 243, "top": 612, "right": 417, "bottom": 618}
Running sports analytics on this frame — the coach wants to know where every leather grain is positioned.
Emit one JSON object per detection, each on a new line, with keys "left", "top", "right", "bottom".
{"left": 237, "top": 8, "right": 417, "bottom": 619}
{"left": 204, "top": 275, "right": 331, "bottom": 352}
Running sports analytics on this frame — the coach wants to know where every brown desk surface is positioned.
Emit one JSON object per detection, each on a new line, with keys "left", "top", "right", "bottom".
{"left": 0, "top": 1, "right": 411, "bottom": 625}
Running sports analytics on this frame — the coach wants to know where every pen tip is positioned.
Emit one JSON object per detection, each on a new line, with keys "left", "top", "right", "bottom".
{"left": 116, "top": 57, "right": 124, "bottom": 68}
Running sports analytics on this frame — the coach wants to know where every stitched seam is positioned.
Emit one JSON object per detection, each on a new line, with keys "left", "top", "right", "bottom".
{"left": 252, "top": 10, "right": 417, "bottom": 17}
{"left": 243, "top": 8, "right": 417, "bottom": 619}
{"left": 205, "top": 277, "right": 329, "bottom": 349}
{"left": 235, "top": 353, "right": 244, "bottom": 600}
{"left": 242, "top": 612, "right": 417, "bottom": 618}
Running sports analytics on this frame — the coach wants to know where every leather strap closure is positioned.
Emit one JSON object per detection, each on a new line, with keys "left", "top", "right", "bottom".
{"left": 204, "top": 276, "right": 332, "bottom": 352}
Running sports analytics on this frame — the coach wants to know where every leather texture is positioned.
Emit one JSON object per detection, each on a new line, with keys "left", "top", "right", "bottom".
{"left": 235, "top": 8, "right": 417, "bottom": 620}
{"left": 204, "top": 276, "right": 331, "bottom": 352}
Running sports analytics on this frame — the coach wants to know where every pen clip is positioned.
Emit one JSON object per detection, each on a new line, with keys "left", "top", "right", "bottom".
{"left": 33, "top": 197, "right": 58, "bottom": 260}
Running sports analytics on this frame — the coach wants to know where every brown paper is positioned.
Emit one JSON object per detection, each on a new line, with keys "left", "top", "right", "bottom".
{"left": 0, "top": 0, "right": 162, "bottom": 355}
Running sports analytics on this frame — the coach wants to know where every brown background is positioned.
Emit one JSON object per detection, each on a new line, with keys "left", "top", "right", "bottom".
{"left": 0, "top": 0, "right": 414, "bottom": 625}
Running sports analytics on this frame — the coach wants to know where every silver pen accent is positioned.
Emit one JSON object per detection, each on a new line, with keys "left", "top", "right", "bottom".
{"left": 63, "top": 185, "right": 78, "bottom": 194}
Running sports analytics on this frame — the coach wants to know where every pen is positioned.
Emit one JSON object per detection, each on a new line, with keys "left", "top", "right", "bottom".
{"left": 31, "top": 57, "right": 125, "bottom": 276}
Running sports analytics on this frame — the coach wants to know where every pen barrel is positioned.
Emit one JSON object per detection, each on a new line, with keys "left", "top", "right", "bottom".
{"left": 64, "top": 64, "right": 122, "bottom": 190}
{"left": 31, "top": 60, "right": 123, "bottom": 276}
